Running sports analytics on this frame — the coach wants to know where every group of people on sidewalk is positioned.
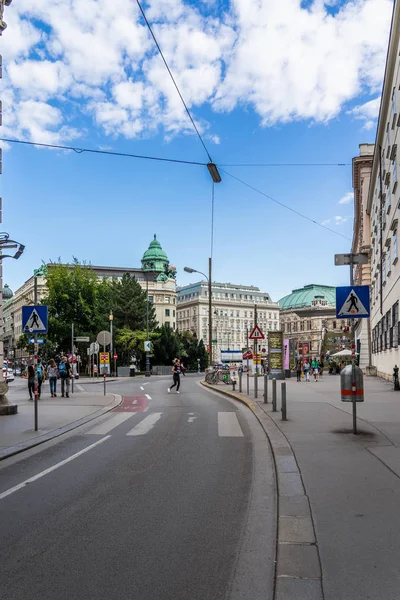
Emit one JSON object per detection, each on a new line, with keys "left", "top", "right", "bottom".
{"left": 295, "top": 358, "right": 324, "bottom": 382}
{"left": 26, "top": 356, "right": 73, "bottom": 401}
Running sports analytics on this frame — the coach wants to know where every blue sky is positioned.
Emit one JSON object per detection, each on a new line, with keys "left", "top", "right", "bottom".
{"left": 0, "top": 0, "right": 394, "bottom": 301}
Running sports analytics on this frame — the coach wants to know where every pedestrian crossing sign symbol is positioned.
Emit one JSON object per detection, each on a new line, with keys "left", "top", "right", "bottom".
{"left": 249, "top": 324, "right": 265, "bottom": 340}
{"left": 336, "top": 286, "right": 370, "bottom": 319}
{"left": 22, "top": 305, "right": 48, "bottom": 333}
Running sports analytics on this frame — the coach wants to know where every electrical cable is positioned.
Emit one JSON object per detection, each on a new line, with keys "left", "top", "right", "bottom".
{"left": 220, "top": 168, "right": 352, "bottom": 241}
{"left": 219, "top": 163, "right": 351, "bottom": 167}
{"left": 135, "top": 0, "right": 213, "bottom": 163}
{"left": 0, "top": 137, "right": 206, "bottom": 166}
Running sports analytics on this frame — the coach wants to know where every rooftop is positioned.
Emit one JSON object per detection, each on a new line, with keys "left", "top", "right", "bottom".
{"left": 279, "top": 284, "right": 336, "bottom": 310}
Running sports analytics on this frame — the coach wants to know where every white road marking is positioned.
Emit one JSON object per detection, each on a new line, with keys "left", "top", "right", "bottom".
{"left": 145, "top": 394, "right": 152, "bottom": 400}
{"left": 143, "top": 382, "right": 150, "bottom": 386}
{"left": 85, "top": 413, "right": 136, "bottom": 435}
{"left": 131, "top": 399, "right": 137, "bottom": 405}
{"left": 218, "top": 412, "right": 244, "bottom": 437}
{"left": 140, "top": 386, "right": 144, "bottom": 391}
{"left": 0, "top": 437, "right": 111, "bottom": 501}
{"left": 188, "top": 416, "right": 197, "bottom": 423}
{"left": 126, "top": 413, "right": 162, "bottom": 436}
{"left": 76, "top": 384, "right": 85, "bottom": 392}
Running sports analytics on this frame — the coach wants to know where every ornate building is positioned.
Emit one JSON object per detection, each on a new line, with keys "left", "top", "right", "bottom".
{"left": 279, "top": 284, "right": 352, "bottom": 361}
{"left": 2, "top": 236, "right": 177, "bottom": 361}
{"left": 177, "top": 281, "right": 279, "bottom": 362}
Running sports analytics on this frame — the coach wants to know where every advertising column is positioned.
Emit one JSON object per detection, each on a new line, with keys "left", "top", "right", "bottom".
{"left": 268, "top": 331, "right": 285, "bottom": 380}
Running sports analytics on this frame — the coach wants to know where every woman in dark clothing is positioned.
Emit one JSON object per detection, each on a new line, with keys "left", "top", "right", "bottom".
{"left": 168, "top": 360, "right": 181, "bottom": 394}
{"left": 27, "top": 365, "right": 35, "bottom": 401}
{"left": 295, "top": 360, "right": 302, "bottom": 383}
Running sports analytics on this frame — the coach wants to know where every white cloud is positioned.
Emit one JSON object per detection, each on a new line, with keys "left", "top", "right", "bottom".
{"left": 0, "top": 0, "right": 394, "bottom": 144}
{"left": 348, "top": 96, "right": 381, "bottom": 130}
{"left": 338, "top": 192, "right": 354, "bottom": 205}
{"left": 321, "top": 219, "right": 331, "bottom": 225}
{"left": 335, "top": 215, "right": 349, "bottom": 225}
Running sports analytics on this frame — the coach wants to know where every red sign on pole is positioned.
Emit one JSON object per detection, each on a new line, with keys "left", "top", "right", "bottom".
{"left": 113, "top": 353, "right": 118, "bottom": 360}
{"left": 249, "top": 324, "right": 265, "bottom": 340}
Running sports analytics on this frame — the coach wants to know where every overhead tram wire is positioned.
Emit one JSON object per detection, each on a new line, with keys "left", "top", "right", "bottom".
{"left": 218, "top": 162, "right": 351, "bottom": 167}
{"left": 135, "top": 0, "right": 213, "bottom": 164}
{"left": 0, "top": 137, "right": 206, "bottom": 167}
{"left": 220, "top": 168, "right": 352, "bottom": 242}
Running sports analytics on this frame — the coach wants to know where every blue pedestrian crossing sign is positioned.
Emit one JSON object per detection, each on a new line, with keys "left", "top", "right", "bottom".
{"left": 336, "top": 286, "right": 370, "bottom": 319}
{"left": 22, "top": 305, "right": 48, "bottom": 333}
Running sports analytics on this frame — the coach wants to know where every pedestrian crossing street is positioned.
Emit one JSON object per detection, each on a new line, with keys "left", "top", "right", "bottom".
{"left": 85, "top": 411, "right": 245, "bottom": 438}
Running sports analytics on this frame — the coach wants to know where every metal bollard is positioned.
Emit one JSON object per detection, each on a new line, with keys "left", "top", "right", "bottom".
{"left": 254, "top": 373, "right": 258, "bottom": 399}
{"left": 239, "top": 370, "right": 242, "bottom": 393}
{"left": 281, "top": 382, "right": 287, "bottom": 421}
{"left": 272, "top": 378, "right": 277, "bottom": 412}
{"left": 247, "top": 371, "right": 249, "bottom": 395}
{"left": 232, "top": 381, "right": 236, "bottom": 392}
{"left": 264, "top": 374, "right": 268, "bottom": 404}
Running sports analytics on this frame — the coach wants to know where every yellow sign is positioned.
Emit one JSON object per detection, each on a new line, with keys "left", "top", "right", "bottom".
{"left": 100, "top": 352, "right": 110, "bottom": 364}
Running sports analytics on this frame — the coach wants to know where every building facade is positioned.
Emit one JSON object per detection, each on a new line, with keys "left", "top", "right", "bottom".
{"left": 279, "top": 284, "right": 352, "bottom": 360}
{"left": 352, "top": 144, "right": 374, "bottom": 371}
{"left": 367, "top": 0, "right": 400, "bottom": 380}
{"left": 176, "top": 281, "right": 280, "bottom": 361}
{"left": 2, "top": 236, "right": 177, "bottom": 360}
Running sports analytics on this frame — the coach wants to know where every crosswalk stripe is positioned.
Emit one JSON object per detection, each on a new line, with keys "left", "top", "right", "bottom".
{"left": 218, "top": 412, "right": 244, "bottom": 437}
{"left": 85, "top": 412, "right": 136, "bottom": 435}
{"left": 126, "top": 413, "right": 163, "bottom": 436}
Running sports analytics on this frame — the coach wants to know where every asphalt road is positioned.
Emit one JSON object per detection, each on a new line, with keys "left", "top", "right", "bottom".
{"left": 0, "top": 375, "right": 276, "bottom": 600}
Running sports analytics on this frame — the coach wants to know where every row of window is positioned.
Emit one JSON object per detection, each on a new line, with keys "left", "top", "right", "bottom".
{"left": 372, "top": 301, "right": 399, "bottom": 353}
{"left": 178, "top": 292, "right": 271, "bottom": 302}
{"left": 165, "top": 309, "right": 176, "bottom": 317}
{"left": 371, "top": 230, "right": 398, "bottom": 303}
{"left": 148, "top": 296, "right": 175, "bottom": 304}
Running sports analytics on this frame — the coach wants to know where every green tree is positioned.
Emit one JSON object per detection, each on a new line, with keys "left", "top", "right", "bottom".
{"left": 115, "top": 328, "right": 159, "bottom": 369}
{"left": 111, "top": 274, "right": 157, "bottom": 332}
{"left": 152, "top": 325, "right": 182, "bottom": 366}
{"left": 42, "top": 260, "right": 112, "bottom": 353}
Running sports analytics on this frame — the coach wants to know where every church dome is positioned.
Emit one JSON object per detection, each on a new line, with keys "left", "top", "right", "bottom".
{"left": 2, "top": 283, "right": 13, "bottom": 300}
{"left": 141, "top": 235, "right": 169, "bottom": 272}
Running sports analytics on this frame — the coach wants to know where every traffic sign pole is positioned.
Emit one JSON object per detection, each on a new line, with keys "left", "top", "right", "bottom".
{"left": 33, "top": 276, "right": 38, "bottom": 431}
{"left": 254, "top": 304, "right": 258, "bottom": 399}
{"left": 71, "top": 323, "right": 74, "bottom": 395}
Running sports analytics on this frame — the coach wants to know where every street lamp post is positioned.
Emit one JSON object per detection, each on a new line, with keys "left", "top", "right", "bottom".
{"left": 184, "top": 258, "right": 213, "bottom": 366}
{"left": 0, "top": 233, "right": 24, "bottom": 412}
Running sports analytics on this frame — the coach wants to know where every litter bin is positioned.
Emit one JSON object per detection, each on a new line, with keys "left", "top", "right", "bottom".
{"left": 130, "top": 366, "right": 136, "bottom": 377}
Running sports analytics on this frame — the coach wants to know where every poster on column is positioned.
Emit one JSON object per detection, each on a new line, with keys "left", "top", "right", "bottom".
{"left": 284, "top": 339, "right": 290, "bottom": 371}
{"left": 268, "top": 331, "right": 284, "bottom": 375}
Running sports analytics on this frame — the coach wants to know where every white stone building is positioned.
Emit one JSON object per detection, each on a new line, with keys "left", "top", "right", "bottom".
{"left": 176, "top": 281, "right": 280, "bottom": 361}
{"left": 367, "top": 0, "right": 400, "bottom": 380}
{"left": 352, "top": 144, "right": 374, "bottom": 372}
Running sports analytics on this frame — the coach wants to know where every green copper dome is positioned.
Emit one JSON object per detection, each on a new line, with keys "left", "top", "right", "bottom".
{"left": 2, "top": 284, "right": 13, "bottom": 300}
{"left": 279, "top": 284, "right": 336, "bottom": 310}
{"left": 141, "top": 235, "right": 169, "bottom": 272}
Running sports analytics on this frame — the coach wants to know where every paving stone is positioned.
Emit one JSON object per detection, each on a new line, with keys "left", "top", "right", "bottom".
{"left": 279, "top": 516, "right": 315, "bottom": 543}
{"left": 275, "top": 577, "right": 323, "bottom": 600}
{"left": 276, "top": 455, "right": 299, "bottom": 473}
{"left": 279, "top": 471, "right": 304, "bottom": 495}
{"left": 278, "top": 543, "right": 320, "bottom": 579}
{"left": 280, "top": 495, "right": 311, "bottom": 517}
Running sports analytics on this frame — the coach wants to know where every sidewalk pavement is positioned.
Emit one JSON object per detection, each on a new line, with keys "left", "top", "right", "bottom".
{"left": 205, "top": 374, "right": 400, "bottom": 600}
{"left": 0, "top": 379, "right": 121, "bottom": 460}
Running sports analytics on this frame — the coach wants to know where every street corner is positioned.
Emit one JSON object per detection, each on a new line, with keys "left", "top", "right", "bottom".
{"left": 112, "top": 395, "right": 149, "bottom": 412}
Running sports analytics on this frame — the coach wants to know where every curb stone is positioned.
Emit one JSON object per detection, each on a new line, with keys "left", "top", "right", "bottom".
{"left": 201, "top": 380, "right": 324, "bottom": 600}
{"left": 0, "top": 394, "right": 123, "bottom": 462}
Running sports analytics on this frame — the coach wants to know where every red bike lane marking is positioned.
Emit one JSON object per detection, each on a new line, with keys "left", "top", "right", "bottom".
{"left": 113, "top": 395, "right": 149, "bottom": 412}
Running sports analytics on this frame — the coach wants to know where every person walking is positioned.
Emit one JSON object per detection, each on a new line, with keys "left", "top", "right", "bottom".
{"left": 48, "top": 359, "right": 58, "bottom": 397}
{"left": 168, "top": 359, "right": 181, "bottom": 394}
{"left": 319, "top": 359, "right": 324, "bottom": 378}
{"left": 312, "top": 358, "right": 319, "bottom": 382}
{"left": 36, "top": 359, "right": 45, "bottom": 398}
{"left": 295, "top": 359, "right": 302, "bottom": 382}
{"left": 303, "top": 360, "right": 311, "bottom": 382}
{"left": 27, "top": 364, "right": 35, "bottom": 401}
{"left": 58, "top": 356, "right": 71, "bottom": 398}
